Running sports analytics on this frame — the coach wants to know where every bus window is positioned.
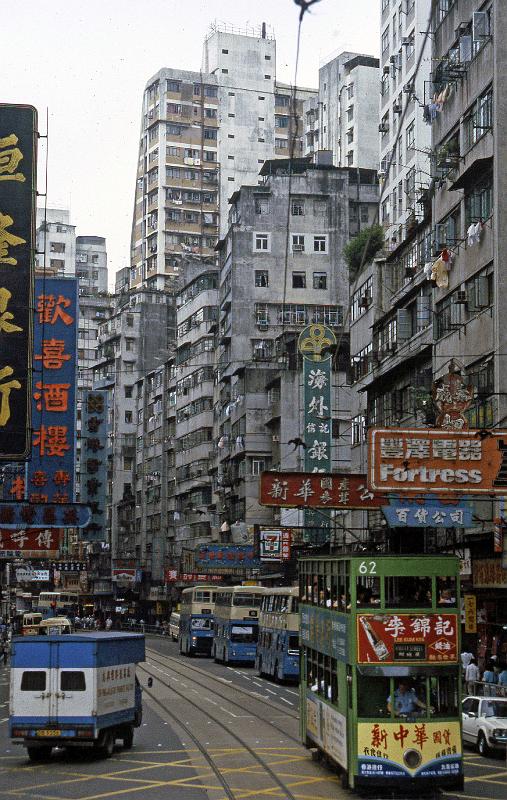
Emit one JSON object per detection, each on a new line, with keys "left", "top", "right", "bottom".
{"left": 385, "top": 576, "right": 432, "bottom": 608}
{"left": 437, "top": 576, "right": 457, "bottom": 606}
{"left": 357, "top": 674, "right": 391, "bottom": 718}
{"left": 233, "top": 593, "right": 262, "bottom": 607}
{"left": 191, "top": 617, "right": 212, "bottom": 630}
{"left": 429, "top": 674, "right": 459, "bottom": 717}
{"left": 356, "top": 577, "right": 381, "bottom": 607}
{"left": 288, "top": 635, "right": 299, "bottom": 654}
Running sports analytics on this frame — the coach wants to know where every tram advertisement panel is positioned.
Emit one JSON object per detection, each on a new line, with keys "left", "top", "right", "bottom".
{"left": 301, "top": 605, "right": 348, "bottom": 662}
{"left": 357, "top": 613, "right": 458, "bottom": 664}
{"left": 357, "top": 721, "right": 461, "bottom": 780}
{"left": 306, "top": 692, "right": 347, "bottom": 770}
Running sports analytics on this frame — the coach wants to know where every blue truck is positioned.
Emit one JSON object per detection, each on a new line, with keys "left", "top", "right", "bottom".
{"left": 9, "top": 632, "right": 145, "bottom": 761}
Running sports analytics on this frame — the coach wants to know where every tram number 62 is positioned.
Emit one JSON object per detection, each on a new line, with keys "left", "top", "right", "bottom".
{"left": 358, "top": 561, "right": 377, "bottom": 575}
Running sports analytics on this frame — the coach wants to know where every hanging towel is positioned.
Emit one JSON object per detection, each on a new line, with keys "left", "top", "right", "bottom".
{"left": 431, "top": 257, "right": 449, "bottom": 288}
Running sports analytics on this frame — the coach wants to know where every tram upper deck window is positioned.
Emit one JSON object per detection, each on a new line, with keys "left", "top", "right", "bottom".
{"left": 356, "top": 576, "right": 381, "bottom": 607}
{"left": 437, "top": 576, "right": 457, "bottom": 606}
{"left": 234, "top": 593, "right": 262, "bottom": 607}
{"left": 385, "top": 576, "right": 432, "bottom": 608}
{"left": 194, "top": 590, "right": 213, "bottom": 603}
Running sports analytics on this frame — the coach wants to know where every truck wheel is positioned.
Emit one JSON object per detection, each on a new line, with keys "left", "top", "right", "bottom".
{"left": 123, "top": 727, "right": 134, "bottom": 749}
{"left": 98, "top": 730, "right": 114, "bottom": 758}
{"left": 27, "top": 746, "right": 51, "bottom": 762}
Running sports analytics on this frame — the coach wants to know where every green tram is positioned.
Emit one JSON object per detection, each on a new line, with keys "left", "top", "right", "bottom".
{"left": 299, "top": 555, "right": 464, "bottom": 793}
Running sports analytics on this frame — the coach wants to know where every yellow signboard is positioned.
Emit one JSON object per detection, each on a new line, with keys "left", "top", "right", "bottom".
{"left": 357, "top": 721, "right": 461, "bottom": 778}
{"left": 464, "top": 594, "right": 477, "bottom": 634}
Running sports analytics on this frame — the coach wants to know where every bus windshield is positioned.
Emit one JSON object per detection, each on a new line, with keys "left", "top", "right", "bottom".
{"left": 230, "top": 624, "right": 258, "bottom": 643}
{"left": 191, "top": 617, "right": 212, "bottom": 630}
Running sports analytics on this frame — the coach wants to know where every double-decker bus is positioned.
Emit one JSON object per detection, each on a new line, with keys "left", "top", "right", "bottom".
{"left": 256, "top": 586, "right": 299, "bottom": 682}
{"left": 36, "top": 591, "right": 79, "bottom": 617}
{"left": 213, "top": 585, "right": 265, "bottom": 664}
{"left": 299, "top": 555, "right": 464, "bottom": 792}
{"left": 179, "top": 586, "right": 216, "bottom": 656}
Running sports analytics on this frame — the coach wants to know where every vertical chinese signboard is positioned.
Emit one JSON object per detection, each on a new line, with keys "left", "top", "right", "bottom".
{"left": 80, "top": 390, "right": 108, "bottom": 542}
{"left": 0, "top": 104, "right": 37, "bottom": 459}
{"left": 27, "top": 277, "right": 78, "bottom": 504}
{"left": 298, "top": 324, "right": 336, "bottom": 543}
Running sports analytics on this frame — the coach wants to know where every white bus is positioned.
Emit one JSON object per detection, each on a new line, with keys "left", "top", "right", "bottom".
{"left": 36, "top": 591, "right": 79, "bottom": 616}
{"left": 179, "top": 586, "right": 217, "bottom": 656}
{"left": 256, "top": 586, "right": 299, "bottom": 682}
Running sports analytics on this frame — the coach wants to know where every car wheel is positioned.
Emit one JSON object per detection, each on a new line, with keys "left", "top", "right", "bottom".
{"left": 477, "top": 731, "right": 490, "bottom": 757}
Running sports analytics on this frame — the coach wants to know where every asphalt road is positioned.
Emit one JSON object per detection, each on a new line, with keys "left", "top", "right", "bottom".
{"left": 0, "top": 636, "right": 505, "bottom": 800}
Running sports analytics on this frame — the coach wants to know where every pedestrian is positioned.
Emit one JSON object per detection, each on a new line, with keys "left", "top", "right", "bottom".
{"left": 465, "top": 657, "right": 480, "bottom": 694}
{"left": 483, "top": 661, "right": 498, "bottom": 696}
{"left": 1, "top": 640, "right": 8, "bottom": 665}
{"left": 461, "top": 649, "right": 473, "bottom": 671}
{"left": 105, "top": 617, "right": 113, "bottom": 631}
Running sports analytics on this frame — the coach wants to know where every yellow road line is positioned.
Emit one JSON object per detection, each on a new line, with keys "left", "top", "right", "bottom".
{"left": 466, "top": 769, "right": 507, "bottom": 782}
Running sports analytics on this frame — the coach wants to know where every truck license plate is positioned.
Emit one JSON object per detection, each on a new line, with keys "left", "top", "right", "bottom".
{"left": 36, "top": 729, "right": 60, "bottom": 737}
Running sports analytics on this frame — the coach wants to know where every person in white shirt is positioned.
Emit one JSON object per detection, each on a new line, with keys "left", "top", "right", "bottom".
{"left": 465, "top": 658, "right": 480, "bottom": 694}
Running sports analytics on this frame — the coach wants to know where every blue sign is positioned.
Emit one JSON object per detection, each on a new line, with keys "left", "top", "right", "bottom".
{"left": 382, "top": 495, "right": 473, "bottom": 528}
{"left": 196, "top": 544, "right": 259, "bottom": 571}
{"left": 80, "top": 390, "right": 108, "bottom": 542}
{"left": 0, "top": 502, "right": 90, "bottom": 528}
{"left": 26, "top": 278, "right": 78, "bottom": 503}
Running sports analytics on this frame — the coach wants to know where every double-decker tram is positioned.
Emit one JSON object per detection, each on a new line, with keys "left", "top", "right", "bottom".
{"left": 179, "top": 585, "right": 217, "bottom": 656}
{"left": 213, "top": 585, "right": 265, "bottom": 664}
{"left": 256, "top": 586, "right": 299, "bottom": 682}
{"left": 299, "top": 555, "right": 464, "bottom": 792}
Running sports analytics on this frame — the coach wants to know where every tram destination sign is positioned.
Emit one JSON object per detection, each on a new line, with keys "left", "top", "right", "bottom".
{"left": 259, "top": 471, "right": 384, "bottom": 509}
{"left": 369, "top": 428, "right": 507, "bottom": 494}
{"left": 357, "top": 613, "right": 458, "bottom": 664}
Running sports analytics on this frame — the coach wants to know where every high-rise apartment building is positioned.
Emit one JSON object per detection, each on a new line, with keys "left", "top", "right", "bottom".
{"left": 305, "top": 52, "right": 380, "bottom": 168}
{"left": 379, "top": 0, "right": 431, "bottom": 249}
{"left": 130, "top": 23, "right": 315, "bottom": 292}
{"left": 35, "top": 208, "right": 76, "bottom": 276}
{"left": 76, "top": 235, "right": 108, "bottom": 293}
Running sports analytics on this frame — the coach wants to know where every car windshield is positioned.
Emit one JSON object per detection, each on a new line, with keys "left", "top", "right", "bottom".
{"left": 483, "top": 700, "right": 507, "bottom": 718}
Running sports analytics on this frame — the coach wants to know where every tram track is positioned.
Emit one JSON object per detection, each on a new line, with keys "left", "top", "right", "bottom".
{"left": 145, "top": 646, "right": 300, "bottom": 742}
{"left": 139, "top": 659, "right": 300, "bottom": 800}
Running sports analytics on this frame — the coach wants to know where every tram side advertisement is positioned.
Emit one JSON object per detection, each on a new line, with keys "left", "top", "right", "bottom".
{"left": 357, "top": 613, "right": 458, "bottom": 664}
{"left": 306, "top": 692, "right": 347, "bottom": 770}
{"left": 357, "top": 721, "right": 461, "bottom": 781}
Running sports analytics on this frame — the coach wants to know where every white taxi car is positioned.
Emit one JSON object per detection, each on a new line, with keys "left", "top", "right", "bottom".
{"left": 462, "top": 696, "right": 507, "bottom": 755}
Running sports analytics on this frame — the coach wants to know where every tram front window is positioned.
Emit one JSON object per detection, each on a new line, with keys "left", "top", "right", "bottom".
{"left": 357, "top": 675, "right": 391, "bottom": 718}
{"left": 429, "top": 674, "right": 459, "bottom": 717}
{"left": 385, "top": 576, "right": 432, "bottom": 608}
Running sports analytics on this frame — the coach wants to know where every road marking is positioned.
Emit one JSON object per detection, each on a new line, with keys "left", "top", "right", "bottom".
{"left": 278, "top": 696, "right": 294, "bottom": 706}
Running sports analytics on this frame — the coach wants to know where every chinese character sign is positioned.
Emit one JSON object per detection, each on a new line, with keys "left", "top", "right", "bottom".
{"left": 357, "top": 613, "right": 458, "bottom": 664}
{"left": 260, "top": 472, "right": 383, "bottom": 509}
{"left": 259, "top": 529, "right": 291, "bottom": 561}
{"left": 27, "top": 278, "right": 78, "bottom": 502}
{"left": 0, "top": 527, "right": 61, "bottom": 555}
{"left": 357, "top": 721, "right": 462, "bottom": 780}
{"left": 0, "top": 105, "right": 37, "bottom": 459}
{"left": 195, "top": 545, "right": 259, "bottom": 572}
{"left": 80, "top": 390, "right": 108, "bottom": 542}
{"left": 382, "top": 496, "right": 473, "bottom": 528}
{"left": 369, "top": 428, "right": 507, "bottom": 494}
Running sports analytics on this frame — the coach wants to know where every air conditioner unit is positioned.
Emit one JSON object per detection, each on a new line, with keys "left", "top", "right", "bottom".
{"left": 359, "top": 293, "right": 371, "bottom": 309}
{"left": 383, "top": 65, "right": 390, "bottom": 75}
{"left": 379, "top": 124, "right": 389, "bottom": 134}
{"left": 194, "top": 159, "right": 201, "bottom": 166}
{"left": 401, "top": 37, "right": 412, "bottom": 46}
{"left": 184, "top": 157, "right": 194, "bottom": 165}
{"left": 454, "top": 290, "right": 467, "bottom": 304}
{"left": 272, "top": 435, "right": 280, "bottom": 442}
{"left": 403, "top": 82, "right": 414, "bottom": 93}
{"left": 292, "top": 244, "right": 304, "bottom": 252}
{"left": 389, "top": 55, "right": 397, "bottom": 64}
{"left": 393, "top": 103, "right": 402, "bottom": 114}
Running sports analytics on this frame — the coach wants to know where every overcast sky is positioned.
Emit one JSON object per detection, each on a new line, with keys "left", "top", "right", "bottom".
{"left": 3, "top": 1, "right": 379, "bottom": 285}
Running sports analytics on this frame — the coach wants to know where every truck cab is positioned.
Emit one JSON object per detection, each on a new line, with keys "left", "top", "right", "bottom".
{"left": 9, "top": 632, "right": 145, "bottom": 761}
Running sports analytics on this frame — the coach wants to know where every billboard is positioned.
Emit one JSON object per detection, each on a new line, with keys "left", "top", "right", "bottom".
{"left": 259, "top": 529, "right": 291, "bottom": 561}
{"left": 357, "top": 613, "right": 458, "bottom": 664}
{"left": 80, "top": 390, "right": 108, "bottom": 541}
{"left": 195, "top": 544, "right": 259, "bottom": 572}
{"left": 27, "top": 277, "right": 78, "bottom": 501}
{"left": 260, "top": 471, "right": 384, "bottom": 509}
{"left": 0, "top": 527, "right": 61, "bottom": 557}
{"left": 0, "top": 104, "right": 37, "bottom": 458}
{"left": 381, "top": 496, "right": 473, "bottom": 528}
{"left": 0, "top": 502, "right": 90, "bottom": 528}
{"left": 369, "top": 428, "right": 507, "bottom": 494}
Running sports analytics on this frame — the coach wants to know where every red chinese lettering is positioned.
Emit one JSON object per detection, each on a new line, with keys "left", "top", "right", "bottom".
{"left": 34, "top": 339, "right": 71, "bottom": 370}
{"left": 413, "top": 723, "right": 428, "bottom": 749}
{"left": 53, "top": 470, "right": 71, "bottom": 486}
{"left": 442, "top": 729, "right": 451, "bottom": 746}
{"left": 393, "top": 723, "right": 409, "bottom": 748}
{"left": 34, "top": 381, "right": 70, "bottom": 412}
{"left": 31, "top": 470, "right": 48, "bottom": 487}
{"left": 9, "top": 475, "right": 25, "bottom": 500}
{"left": 36, "top": 294, "right": 74, "bottom": 326}
{"left": 33, "top": 425, "right": 70, "bottom": 457}
{"left": 370, "top": 724, "right": 388, "bottom": 749}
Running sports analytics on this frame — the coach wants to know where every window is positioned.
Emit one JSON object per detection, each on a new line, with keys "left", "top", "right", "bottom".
{"left": 61, "top": 671, "right": 86, "bottom": 691}
{"left": 292, "top": 200, "right": 304, "bottom": 216}
{"left": 254, "top": 232, "right": 270, "bottom": 251}
{"left": 124, "top": 386, "right": 133, "bottom": 398}
{"left": 204, "top": 85, "right": 218, "bottom": 97}
{"left": 275, "top": 115, "right": 289, "bottom": 128}
{"left": 125, "top": 410, "right": 133, "bottom": 424}
{"left": 255, "top": 270, "right": 269, "bottom": 287}
{"left": 406, "top": 120, "right": 415, "bottom": 152}
{"left": 222, "top": 68, "right": 229, "bottom": 74}
{"left": 50, "top": 241, "right": 65, "bottom": 253}
{"left": 347, "top": 83, "right": 354, "bottom": 99}
{"left": 465, "top": 172, "right": 493, "bottom": 225}
{"left": 292, "top": 272, "right": 306, "bottom": 289}
{"left": 222, "top": 48, "right": 228, "bottom": 54}
{"left": 252, "top": 458, "right": 265, "bottom": 476}
{"left": 292, "top": 234, "right": 305, "bottom": 252}
{"left": 351, "top": 414, "right": 366, "bottom": 445}
{"left": 463, "top": 88, "right": 493, "bottom": 151}
{"left": 125, "top": 338, "right": 135, "bottom": 352}
{"left": 360, "top": 205, "right": 369, "bottom": 223}
{"left": 313, "top": 235, "right": 327, "bottom": 253}
{"left": 21, "top": 671, "right": 46, "bottom": 691}
{"left": 313, "top": 272, "right": 327, "bottom": 290}
{"left": 166, "top": 80, "right": 181, "bottom": 92}
{"left": 203, "top": 128, "right": 217, "bottom": 140}
{"left": 275, "top": 138, "right": 288, "bottom": 149}
{"left": 255, "top": 197, "right": 270, "bottom": 214}
{"left": 381, "top": 27, "right": 389, "bottom": 53}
